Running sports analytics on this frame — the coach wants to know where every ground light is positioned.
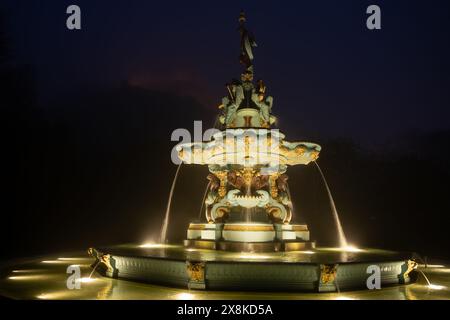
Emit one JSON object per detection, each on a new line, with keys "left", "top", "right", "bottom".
{"left": 139, "top": 243, "right": 172, "bottom": 249}
{"left": 341, "top": 245, "right": 363, "bottom": 253}
{"left": 174, "top": 292, "right": 195, "bottom": 300}
{"left": 428, "top": 284, "right": 446, "bottom": 290}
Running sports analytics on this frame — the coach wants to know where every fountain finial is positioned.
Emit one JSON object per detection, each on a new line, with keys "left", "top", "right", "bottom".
{"left": 239, "top": 10, "right": 246, "bottom": 24}
{"left": 238, "top": 11, "right": 257, "bottom": 77}
{"left": 216, "top": 12, "right": 274, "bottom": 129}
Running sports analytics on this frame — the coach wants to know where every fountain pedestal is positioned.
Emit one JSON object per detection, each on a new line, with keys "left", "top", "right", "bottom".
{"left": 184, "top": 222, "right": 315, "bottom": 252}
{"left": 177, "top": 108, "right": 320, "bottom": 252}
{"left": 176, "top": 45, "right": 322, "bottom": 252}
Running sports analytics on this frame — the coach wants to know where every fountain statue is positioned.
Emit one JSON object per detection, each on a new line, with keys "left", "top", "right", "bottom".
{"left": 177, "top": 11, "right": 321, "bottom": 252}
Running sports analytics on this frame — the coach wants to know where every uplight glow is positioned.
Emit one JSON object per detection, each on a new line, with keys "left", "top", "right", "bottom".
{"left": 237, "top": 254, "right": 271, "bottom": 260}
{"left": 36, "top": 292, "right": 73, "bottom": 300}
{"left": 175, "top": 292, "right": 195, "bottom": 300}
{"left": 41, "top": 260, "right": 67, "bottom": 264}
{"left": 341, "top": 245, "right": 363, "bottom": 253}
{"left": 418, "top": 264, "right": 445, "bottom": 268}
{"left": 58, "top": 257, "right": 92, "bottom": 261}
{"left": 139, "top": 243, "right": 170, "bottom": 249}
{"left": 334, "top": 296, "right": 355, "bottom": 300}
{"left": 12, "top": 269, "right": 41, "bottom": 273}
{"left": 79, "top": 277, "right": 96, "bottom": 283}
{"left": 428, "top": 284, "right": 446, "bottom": 290}
{"left": 8, "top": 275, "right": 48, "bottom": 281}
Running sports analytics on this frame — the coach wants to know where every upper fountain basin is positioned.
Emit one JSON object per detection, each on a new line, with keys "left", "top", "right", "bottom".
{"left": 176, "top": 129, "right": 321, "bottom": 168}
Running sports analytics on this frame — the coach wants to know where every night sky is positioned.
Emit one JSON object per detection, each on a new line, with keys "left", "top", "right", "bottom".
{"left": 2, "top": 0, "right": 450, "bottom": 145}
{"left": 2, "top": 1, "right": 450, "bottom": 260}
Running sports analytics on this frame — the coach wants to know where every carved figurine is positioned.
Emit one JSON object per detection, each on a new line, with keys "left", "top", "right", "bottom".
{"left": 238, "top": 11, "right": 257, "bottom": 73}
{"left": 227, "top": 170, "right": 245, "bottom": 190}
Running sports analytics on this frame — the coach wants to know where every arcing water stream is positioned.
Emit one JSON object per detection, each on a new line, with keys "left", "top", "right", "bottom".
{"left": 159, "top": 163, "right": 182, "bottom": 243}
{"left": 314, "top": 161, "right": 349, "bottom": 248}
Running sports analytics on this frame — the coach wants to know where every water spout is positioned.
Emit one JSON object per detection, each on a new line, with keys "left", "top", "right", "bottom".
{"left": 160, "top": 163, "right": 182, "bottom": 243}
{"left": 314, "top": 161, "right": 348, "bottom": 248}
{"left": 417, "top": 269, "right": 432, "bottom": 286}
{"left": 416, "top": 269, "right": 446, "bottom": 290}
{"left": 88, "top": 260, "right": 100, "bottom": 279}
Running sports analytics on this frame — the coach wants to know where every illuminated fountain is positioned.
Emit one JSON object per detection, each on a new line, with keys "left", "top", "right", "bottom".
{"left": 3, "top": 12, "right": 450, "bottom": 300}
{"left": 178, "top": 128, "right": 321, "bottom": 251}
{"left": 0, "top": 13, "right": 427, "bottom": 298}
{"left": 177, "top": 14, "right": 321, "bottom": 252}
{"left": 78, "top": 13, "right": 421, "bottom": 293}
{"left": 80, "top": 13, "right": 420, "bottom": 293}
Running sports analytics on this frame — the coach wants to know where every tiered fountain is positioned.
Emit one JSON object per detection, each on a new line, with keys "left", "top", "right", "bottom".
{"left": 87, "top": 12, "right": 417, "bottom": 292}
{"left": 179, "top": 12, "right": 320, "bottom": 253}
{"left": 6, "top": 12, "right": 450, "bottom": 301}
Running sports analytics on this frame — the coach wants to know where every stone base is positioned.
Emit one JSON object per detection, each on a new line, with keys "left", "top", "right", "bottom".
{"left": 187, "top": 223, "right": 223, "bottom": 241}
{"left": 184, "top": 239, "right": 316, "bottom": 252}
{"left": 185, "top": 221, "right": 315, "bottom": 252}
{"left": 187, "top": 222, "right": 311, "bottom": 242}
{"left": 90, "top": 245, "right": 416, "bottom": 292}
{"left": 274, "top": 223, "right": 310, "bottom": 241}
{"left": 222, "top": 223, "right": 276, "bottom": 242}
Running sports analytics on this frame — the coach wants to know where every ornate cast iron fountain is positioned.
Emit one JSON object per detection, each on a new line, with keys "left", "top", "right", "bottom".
{"left": 80, "top": 12, "right": 418, "bottom": 294}
{"left": 177, "top": 12, "right": 321, "bottom": 252}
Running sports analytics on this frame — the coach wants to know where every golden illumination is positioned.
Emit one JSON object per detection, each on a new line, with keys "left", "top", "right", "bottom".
{"left": 334, "top": 296, "right": 355, "bottom": 300}
{"left": 418, "top": 264, "right": 445, "bottom": 268}
{"left": 12, "top": 269, "right": 41, "bottom": 273}
{"left": 79, "top": 277, "right": 97, "bottom": 283}
{"left": 174, "top": 292, "right": 196, "bottom": 300}
{"left": 58, "top": 257, "right": 92, "bottom": 261}
{"left": 236, "top": 253, "right": 272, "bottom": 260}
{"left": 36, "top": 293, "right": 58, "bottom": 300}
{"left": 341, "top": 245, "right": 363, "bottom": 253}
{"left": 139, "top": 243, "right": 172, "bottom": 249}
{"left": 41, "top": 260, "right": 68, "bottom": 264}
{"left": 223, "top": 224, "right": 274, "bottom": 231}
{"left": 36, "top": 291, "right": 74, "bottom": 300}
{"left": 8, "top": 275, "right": 49, "bottom": 281}
{"left": 428, "top": 284, "right": 446, "bottom": 290}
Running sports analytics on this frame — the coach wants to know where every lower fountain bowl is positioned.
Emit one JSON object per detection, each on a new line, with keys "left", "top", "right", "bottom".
{"left": 89, "top": 244, "right": 416, "bottom": 292}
